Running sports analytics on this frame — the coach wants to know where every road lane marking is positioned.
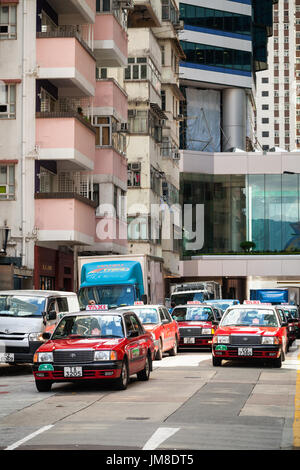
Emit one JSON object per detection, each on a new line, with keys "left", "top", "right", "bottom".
{"left": 4, "top": 425, "right": 54, "bottom": 450}
{"left": 143, "top": 427, "right": 180, "bottom": 450}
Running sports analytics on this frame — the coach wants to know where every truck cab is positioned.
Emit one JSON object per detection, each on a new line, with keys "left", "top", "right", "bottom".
{"left": 78, "top": 260, "right": 147, "bottom": 309}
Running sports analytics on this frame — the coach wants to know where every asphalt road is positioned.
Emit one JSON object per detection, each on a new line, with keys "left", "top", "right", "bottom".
{"left": 0, "top": 342, "right": 299, "bottom": 453}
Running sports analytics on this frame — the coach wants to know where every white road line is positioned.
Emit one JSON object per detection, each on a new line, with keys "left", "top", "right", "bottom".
{"left": 4, "top": 425, "right": 54, "bottom": 450}
{"left": 143, "top": 427, "right": 180, "bottom": 450}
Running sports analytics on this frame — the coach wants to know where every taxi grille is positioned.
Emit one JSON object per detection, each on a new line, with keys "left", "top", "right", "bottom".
{"left": 179, "top": 327, "right": 202, "bottom": 337}
{"left": 230, "top": 336, "right": 261, "bottom": 346}
{"left": 53, "top": 350, "right": 94, "bottom": 364}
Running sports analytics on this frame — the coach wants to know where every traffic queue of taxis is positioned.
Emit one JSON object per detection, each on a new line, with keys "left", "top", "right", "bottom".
{"left": 31, "top": 300, "right": 299, "bottom": 392}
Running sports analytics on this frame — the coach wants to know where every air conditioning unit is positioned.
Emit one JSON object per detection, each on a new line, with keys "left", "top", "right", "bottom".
{"left": 173, "top": 152, "right": 180, "bottom": 160}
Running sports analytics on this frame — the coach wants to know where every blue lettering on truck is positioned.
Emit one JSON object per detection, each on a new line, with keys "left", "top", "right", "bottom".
{"left": 250, "top": 289, "right": 289, "bottom": 304}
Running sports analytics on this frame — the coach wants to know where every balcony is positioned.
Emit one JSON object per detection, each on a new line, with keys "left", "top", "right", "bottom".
{"left": 94, "top": 13, "right": 128, "bottom": 67}
{"left": 94, "top": 79, "right": 128, "bottom": 122}
{"left": 35, "top": 193, "right": 97, "bottom": 246}
{"left": 128, "top": 0, "right": 161, "bottom": 28}
{"left": 36, "top": 29, "right": 96, "bottom": 96}
{"left": 36, "top": 102, "right": 96, "bottom": 171}
{"left": 94, "top": 147, "right": 127, "bottom": 184}
{"left": 46, "top": 0, "right": 96, "bottom": 24}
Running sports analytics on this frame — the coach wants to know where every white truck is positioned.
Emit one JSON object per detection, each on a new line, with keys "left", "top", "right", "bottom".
{"left": 77, "top": 254, "right": 165, "bottom": 309}
{"left": 170, "top": 281, "right": 222, "bottom": 307}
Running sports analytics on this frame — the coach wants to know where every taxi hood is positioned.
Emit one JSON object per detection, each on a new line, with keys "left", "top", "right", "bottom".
{"left": 216, "top": 326, "right": 280, "bottom": 336}
{"left": 38, "top": 337, "right": 125, "bottom": 351}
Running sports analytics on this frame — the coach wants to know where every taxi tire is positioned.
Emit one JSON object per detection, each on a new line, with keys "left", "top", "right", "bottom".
{"left": 168, "top": 338, "right": 178, "bottom": 356}
{"left": 116, "top": 359, "right": 129, "bottom": 390}
{"left": 137, "top": 353, "right": 151, "bottom": 381}
{"left": 273, "top": 353, "right": 282, "bottom": 368}
{"left": 155, "top": 340, "right": 163, "bottom": 361}
{"left": 35, "top": 380, "right": 52, "bottom": 392}
{"left": 212, "top": 356, "right": 222, "bottom": 367}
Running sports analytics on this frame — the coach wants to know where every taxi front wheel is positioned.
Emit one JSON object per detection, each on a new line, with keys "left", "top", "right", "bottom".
{"left": 35, "top": 380, "right": 52, "bottom": 392}
{"left": 115, "top": 360, "right": 129, "bottom": 390}
{"left": 212, "top": 356, "right": 222, "bottom": 367}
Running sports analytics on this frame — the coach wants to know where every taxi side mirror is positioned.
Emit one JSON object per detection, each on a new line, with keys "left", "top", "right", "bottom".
{"left": 128, "top": 330, "right": 139, "bottom": 338}
{"left": 42, "top": 332, "right": 51, "bottom": 340}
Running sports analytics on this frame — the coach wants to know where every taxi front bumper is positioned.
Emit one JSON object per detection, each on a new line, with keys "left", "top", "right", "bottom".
{"left": 212, "top": 345, "right": 281, "bottom": 360}
{"left": 33, "top": 361, "right": 123, "bottom": 381}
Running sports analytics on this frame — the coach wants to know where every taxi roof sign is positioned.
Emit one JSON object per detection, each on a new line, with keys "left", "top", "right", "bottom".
{"left": 187, "top": 301, "right": 201, "bottom": 304}
{"left": 134, "top": 301, "right": 144, "bottom": 305}
{"left": 243, "top": 300, "right": 261, "bottom": 304}
{"left": 86, "top": 304, "right": 108, "bottom": 311}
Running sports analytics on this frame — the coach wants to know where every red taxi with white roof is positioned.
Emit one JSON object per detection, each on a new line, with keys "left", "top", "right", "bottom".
{"left": 171, "top": 302, "right": 219, "bottom": 350}
{"left": 32, "top": 308, "right": 155, "bottom": 392}
{"left": 212, "top": 302, "right": 288, "bottom": 368}
{"left": 118, "top": 303, "right": 179, "bottom": 360}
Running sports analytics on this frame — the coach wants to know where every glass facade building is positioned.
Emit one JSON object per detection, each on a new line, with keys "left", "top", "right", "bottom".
{"left": 181, "top": 173, "right": 300, "bottom": 257}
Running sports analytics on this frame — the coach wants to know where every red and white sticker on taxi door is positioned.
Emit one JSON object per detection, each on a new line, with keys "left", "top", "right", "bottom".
{"left": 86, "top": 304, "right": 108, "bottom": 311}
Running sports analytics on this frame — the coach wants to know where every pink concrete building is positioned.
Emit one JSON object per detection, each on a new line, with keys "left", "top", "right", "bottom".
{"left": 0, "top": 0, "right": 128, "bottom": 290}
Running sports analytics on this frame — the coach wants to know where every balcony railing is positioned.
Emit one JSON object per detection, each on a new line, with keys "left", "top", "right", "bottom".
{"left": 37, "top": 24, "right": 94, "bottom": 55}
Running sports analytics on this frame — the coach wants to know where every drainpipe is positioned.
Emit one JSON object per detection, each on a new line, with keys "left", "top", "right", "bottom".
{"left": 20, "top": 0, "right": 27, "bottom": 268}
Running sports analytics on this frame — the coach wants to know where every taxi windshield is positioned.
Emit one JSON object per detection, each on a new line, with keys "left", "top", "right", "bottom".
{"left": 0, "top": 295, "right": 46, "bottom": 317}
{"left": 52, "top": 314, "right": 125, "bottom": 339}
{"left": 220, "top": 308, "right": 279, "bottom": 327}
{"left": 172, "top": 307, "right": 214, "bottom": 322}
{"left": 129, "top": 308, "right": 159, "bottom": 324}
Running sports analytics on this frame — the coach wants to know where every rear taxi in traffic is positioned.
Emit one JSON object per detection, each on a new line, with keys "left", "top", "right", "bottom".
{"left": 212, "top": 304, "right": 288, "bottom": 368}
{"left": 118, "top": 304, "right": 179, "bottom": 360}
{"left": 171, "top": 302, "right": 219, "bottom": 350}
{"left": 33, "top": 310, "right": 155, "bottom": 392}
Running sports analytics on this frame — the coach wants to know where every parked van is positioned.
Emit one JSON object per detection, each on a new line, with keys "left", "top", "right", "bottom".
{"left": 0, "top": 290, "right": 79, "bottom": 364}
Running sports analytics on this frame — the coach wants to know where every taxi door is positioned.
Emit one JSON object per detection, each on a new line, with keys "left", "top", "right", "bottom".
{"left": 124, "top": 314, "right": 146, "bottom": 374}
{"left": 159, "top": 307, "right": 172, "bottom": 351}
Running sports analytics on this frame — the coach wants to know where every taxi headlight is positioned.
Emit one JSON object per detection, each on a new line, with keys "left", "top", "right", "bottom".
{"left": 262, "top": 337, "right": 279, "bottom": 345}
{"left": 94, "top": 350, "right": 117, "bottom": 361}
{"left": 202, "top": 328, "right": 212, "bottom": 335}
{"left": 214, "top": 335, "right": 230, "bottom": 344}
{"left": 36, "top": 352, "right": 53, "bottom": 363}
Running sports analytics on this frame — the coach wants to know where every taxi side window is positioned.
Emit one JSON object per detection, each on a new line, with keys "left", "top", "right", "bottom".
{"left": 213, "top": 308, "right": 221, "bottom": 321}
{"left": 159, "top": 308, "right": 167, "bottom": 323}
{"left": 124, "top": 315, "right": 134, "bottom": 336}
{"left": 130, "top": 314, "right": 143, "bottom": 334}
{"left": 57, "top": 297, "right": 68, "bottom": 312}
{"left": 163, "top": 307, "right": 172, "bottom": 322}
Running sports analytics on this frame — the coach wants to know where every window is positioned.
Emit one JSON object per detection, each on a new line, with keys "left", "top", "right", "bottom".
{"left": 96, "top": 0, "right": 112, "bottom": 12}
{"left": 0, "top": 4, "right": 17, "bottom": 39}
{"left": 40, "top": 88, "right": 57, "bottom": 113}
{"left": 0, "top": 165, "right": 15, "bottom": 200}
{"left": 262, "top": 77, "right": 269, "bottom": 83}
{"left": 262, "top": 104, "right": 269, "bottom": 110}
{"left": 93, "top": 116, "right": 111, "bottom": 146}
{"left": 262, "top": 131, "right": 269, "bottom": 137}
{"left": 0, "top": 84, "right": 16, "bottom": 119}
{"left": 96, "top": 67, "right": 107, "bottom": 79}
{"left": 125, "top": 57, "right": 160, "bottom": 91}
{"left": 262, "top": 91, "right": 269, "bottom": 97}
{"left": 127, "top": 163, "right": 141, "bottom": 187}
{"left": 262, "top": 118, "right": 269, "bottom": 124}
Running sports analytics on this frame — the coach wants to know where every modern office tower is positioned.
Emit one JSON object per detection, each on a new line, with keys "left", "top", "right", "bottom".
{"left": 124, "top": 0, "right": 183, "bottom": 281}
{"left": 176, "top": 0, "right": 300, "bottom": 302}
{"left": 256, "top": 0, "right": 299, "bottom": 152}
{"left": 0, "top": 0, "right": 129, "bottom": 290}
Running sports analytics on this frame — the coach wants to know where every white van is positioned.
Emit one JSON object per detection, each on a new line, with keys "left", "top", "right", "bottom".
{"left": 0, "top": 290, "right": 80, "bottom": 364}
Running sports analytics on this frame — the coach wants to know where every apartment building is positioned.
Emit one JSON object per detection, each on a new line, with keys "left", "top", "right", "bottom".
{"left": 124, "top": 0, "right": 183, "bottom": 280}
{"left": 0, "top": 0, "right": 128, "bottom": 290}
{"left": 256, "top": 0, "right": 300, "bottom": 152}
{"left": 175, "top": 0, "right": 300, "bottom": 301}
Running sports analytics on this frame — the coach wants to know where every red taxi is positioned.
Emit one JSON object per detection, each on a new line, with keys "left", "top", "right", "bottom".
{"left": 212, "top": 304, "right": 288, "bottom": 368}
{"left": 32, "top": 310, "right": 155, "bottom": 392}
{"left": 118, "top": 305, "right": 180, "bottom": 360}
{"left": 171, "top": 302, "right": 219, "bottom": 350}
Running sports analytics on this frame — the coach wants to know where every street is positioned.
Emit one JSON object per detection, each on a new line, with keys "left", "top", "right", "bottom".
{"left": 0, "top": 343, "right": 299, "bottom": 452}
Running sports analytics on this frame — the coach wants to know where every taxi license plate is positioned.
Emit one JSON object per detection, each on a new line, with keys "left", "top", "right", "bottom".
{"left": 0, "top": 353, "right": 14, "bottom": 362}
{"left": 64, "top": 367, "right": 82, "bottom": 377}
{"left": 184, "top": 337, "right": 195, "bottom": 344}
{"left": 238, "top": 348, "right": 252, "bottom": 356}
